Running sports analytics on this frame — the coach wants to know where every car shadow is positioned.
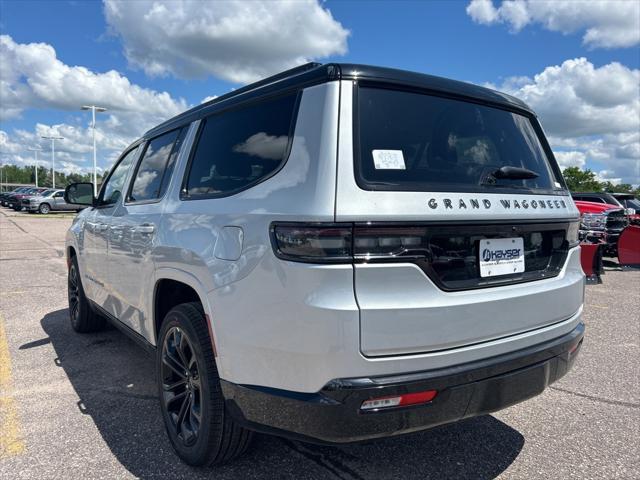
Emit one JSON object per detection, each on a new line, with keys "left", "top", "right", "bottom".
{"left": 41, "top": 308, "right": 524, "bottom": 480}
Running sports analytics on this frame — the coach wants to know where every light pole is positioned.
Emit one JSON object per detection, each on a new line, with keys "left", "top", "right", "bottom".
{"left": 27, "top": 147, "right": 43, "bottom": 187}
{"left": 82, "top": 105, "right": 107, "bottom": 195}
{"left": 41, "top": 135, "right": 63, "bottom": 189}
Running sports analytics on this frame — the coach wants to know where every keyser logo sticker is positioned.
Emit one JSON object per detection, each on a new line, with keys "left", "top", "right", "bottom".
{"left": 479, "top": 238, "right": 525, "bottom": 278}
{"left": 482, "top": 247, "right": 522, "bottom": 262}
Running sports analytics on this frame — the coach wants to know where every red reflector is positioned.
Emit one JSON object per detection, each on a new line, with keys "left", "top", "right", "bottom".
{"left": 399, "top": 390, "right": 438, "bottom": 406}
{"left": 360, "top": 390, "right": 437, "bottom": 411}
{"left": 568, "top": 339, "right": 582, "bottom": 355}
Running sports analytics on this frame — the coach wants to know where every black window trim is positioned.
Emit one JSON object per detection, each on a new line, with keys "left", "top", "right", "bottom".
{"left": 179, "top": 89, "right": 302, "bottom": 201}
{"left": 125, "top": 126, "right": 187, "bottom": 206}
{"left": 352, "top": 81, "right": 569, "bottom": 197}
{"left": 95, "top": 142, "right": 143, "bottom": 209}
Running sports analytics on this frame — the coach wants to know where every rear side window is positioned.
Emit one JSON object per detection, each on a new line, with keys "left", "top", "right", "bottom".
{"left": 184, "top": 93, "right": 298, "bottom": 198}
{"left": 356, "top": 86, "right": 561, "bottom": 194}
{"left": 129, "top": 128, "right": 186, "bottom": 202}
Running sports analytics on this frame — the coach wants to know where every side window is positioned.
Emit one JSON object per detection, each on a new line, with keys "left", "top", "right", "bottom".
{"left": 129, "top": 128, "right": 186, "bottom": 203}
{"left": 54, "top": 192, "right": 64, "bottom": 198}
{"left": 184, "top": 93, "right": 298, "bottom": 198}
{"left": 100, "top": 146, "right": 139, "bottom": 206}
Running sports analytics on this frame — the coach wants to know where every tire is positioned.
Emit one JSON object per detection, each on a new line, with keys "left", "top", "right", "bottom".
{"left": 39, "top": 203, "right": 51, "bottom": 214}
{"left": 68, "top": 256, "right": 104, "bottom": 333}
{"left": 157, "top": 303, "right": 252, "bottom": 466}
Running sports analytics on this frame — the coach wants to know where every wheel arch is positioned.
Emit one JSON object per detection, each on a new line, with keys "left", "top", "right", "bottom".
{"left": 153, "top": 268, "right": 218, "bottom": 356}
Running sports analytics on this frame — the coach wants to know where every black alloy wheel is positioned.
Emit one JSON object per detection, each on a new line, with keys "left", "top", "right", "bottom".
{"left": 161, "top": 326, "right": 202, "bottom": 447}
{"left": 157, "top": 303, "right": 252, "bottom": 466}
{"left": 67, "top": 256, "right": 104, "bottom": 333}
{"left": 68, "top": 262, "right": 81, "bottom": 323}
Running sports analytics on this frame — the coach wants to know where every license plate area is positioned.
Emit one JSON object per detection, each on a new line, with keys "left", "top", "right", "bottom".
{"left": 479, "top": 237, "right": 525, "bottom": 278}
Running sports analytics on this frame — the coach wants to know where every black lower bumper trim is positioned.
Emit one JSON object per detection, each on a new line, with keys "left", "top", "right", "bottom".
{"left": 221, "top": 323, "right": 584, "bottom": 444}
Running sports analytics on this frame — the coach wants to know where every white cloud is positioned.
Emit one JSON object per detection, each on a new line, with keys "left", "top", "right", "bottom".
{"left": 466, "top": 0, "right": 640, "bottom": 49}
{"left": 0, "top": 34, "right": 187, "bottom": 122}
{"left": 0, "top": 34, "right": 193, "bottom": 174}
{"left": 103, "top": 0, "right": 349, "bottom": 84}
{"left": 490, "top": 58, "right": 640, "bottom": 184}
{"left": 554, "top": 151, "right": 587, "bottom": 169}
{"left": 233, "top": 132, "right": 288, "bottom": 160}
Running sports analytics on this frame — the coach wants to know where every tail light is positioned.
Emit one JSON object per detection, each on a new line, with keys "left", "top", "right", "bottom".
{"left": 567, "top": 220, "right": 580, "bottom": 248}
{"left": 271, "top": 225, "right": 352, "bottom": 263}
{"left": 271, "top": 223, "right": 431, "bottom": 263}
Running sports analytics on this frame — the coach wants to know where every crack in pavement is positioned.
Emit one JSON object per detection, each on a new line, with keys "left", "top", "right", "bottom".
{"left": 549, "top": 385, "right": 639, "bottom": 408}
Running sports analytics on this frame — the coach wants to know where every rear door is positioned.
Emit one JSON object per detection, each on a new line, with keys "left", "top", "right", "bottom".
{"left": 108, "top": 127, "right": 187, "bottom": 337}
{"left": 336, "top": 81, "right": 582, "bottom": 356}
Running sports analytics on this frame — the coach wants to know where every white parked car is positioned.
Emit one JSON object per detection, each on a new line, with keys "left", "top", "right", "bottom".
{"left": 64, "top": 63, "right": 585, "bottom": 467}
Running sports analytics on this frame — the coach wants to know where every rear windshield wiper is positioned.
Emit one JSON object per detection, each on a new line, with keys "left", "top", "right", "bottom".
{"left": 492, "top": 166, "right": 539, "bottom": 180}
{"left": 481, "top": 166, "right": 539, "bottom": 186}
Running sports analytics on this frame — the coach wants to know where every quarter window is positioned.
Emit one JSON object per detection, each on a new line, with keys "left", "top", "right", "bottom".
{"left": 184, "top": 93, "right": 297, "bottom": 198}
{"left": 129, "top": 128, "right": 186, "bottom": 202}
{"left": 100, "top": 146, "right": 139, "bottom": 206}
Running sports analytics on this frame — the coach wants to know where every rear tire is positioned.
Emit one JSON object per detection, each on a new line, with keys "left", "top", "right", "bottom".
{"left": 157, "top": 302, "right": 252, "bottom": 466}
{"left": 39, "top": 203, "right": 51, "bottom": 214}
{"left": 68, "top": 256, "right": 104, "bottom": 333}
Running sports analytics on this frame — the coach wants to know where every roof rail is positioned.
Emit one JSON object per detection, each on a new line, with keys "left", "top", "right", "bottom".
{"left": 202, "top": 62, "right": 323, "bottom": 107}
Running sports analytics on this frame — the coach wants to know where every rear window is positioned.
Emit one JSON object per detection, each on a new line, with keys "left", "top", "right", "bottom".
{"left": 184, "top": 93, "right": 298, "bottom": 198}
{"left": 356, "top": 86, "right": 562, "bottom": 194}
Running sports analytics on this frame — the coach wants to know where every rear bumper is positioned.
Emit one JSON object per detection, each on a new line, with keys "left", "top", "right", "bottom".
{"left": 221, "top": 323, "right": 584, "bottom": 444}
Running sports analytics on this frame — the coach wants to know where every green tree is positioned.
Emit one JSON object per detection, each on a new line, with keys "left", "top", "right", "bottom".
{"left": 562, "top": 167, "right": 603, "bottom": 192}
{"left": 602, "top": 182, "right": 633, "bottom": 193}
{"left": 0, "top": 164, "right": 94, "bottom": 191}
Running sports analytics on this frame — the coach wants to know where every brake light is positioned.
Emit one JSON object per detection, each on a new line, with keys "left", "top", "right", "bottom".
{"left": 360, "top": 390, "right": 438, "bottom": 411}
{"left": 271, "top": 225, "right": 352, "bottom": 263}
{"left": 271, "top": 223, "right": 431, "bottom": 263}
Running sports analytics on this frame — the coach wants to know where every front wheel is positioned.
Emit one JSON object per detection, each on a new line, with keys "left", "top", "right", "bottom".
{"left": 68, "top": 256, "right": 104, "bottom": 332}
{"left": 39, "top": 203, "right": 51, "bottom": 214}
{"left": 157, "top": 303, "right": 252, "bottom": 466}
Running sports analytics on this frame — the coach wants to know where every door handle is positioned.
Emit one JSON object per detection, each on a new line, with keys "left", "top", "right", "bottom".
{"left": 96, "top": 223, "right": 109, "bottom": 231}
{"left": 136, "top": 224, "right": 155, "bottom": 235}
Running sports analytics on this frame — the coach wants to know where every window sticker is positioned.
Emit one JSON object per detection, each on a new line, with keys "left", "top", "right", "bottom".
{"left": 372, "top": 149, "right": 406, "bottom": 170}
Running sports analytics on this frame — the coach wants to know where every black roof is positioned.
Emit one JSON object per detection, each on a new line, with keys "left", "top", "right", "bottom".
{"left": 144, "top": 63, "right": 533, "bottom": 138}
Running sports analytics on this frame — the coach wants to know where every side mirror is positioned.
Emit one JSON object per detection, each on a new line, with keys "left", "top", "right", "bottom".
{"left": 65, "top": 183, "right": 95, "bottom": 206}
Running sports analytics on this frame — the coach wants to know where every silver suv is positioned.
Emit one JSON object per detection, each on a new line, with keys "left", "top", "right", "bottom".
{"left": 24, "top": 189, "right": 84, "bottom": 214}
{"left": 64, "top": 63, "right": 585, "bottom": 467}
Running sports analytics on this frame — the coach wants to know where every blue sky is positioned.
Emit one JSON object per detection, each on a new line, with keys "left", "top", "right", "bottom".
{"left": 1, "top": 0, "right": 639, "bottom": 184}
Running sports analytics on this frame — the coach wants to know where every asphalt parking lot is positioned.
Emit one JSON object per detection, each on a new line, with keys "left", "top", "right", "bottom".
{"left": 0, "top": 208, "right": 638, "bottom": 479}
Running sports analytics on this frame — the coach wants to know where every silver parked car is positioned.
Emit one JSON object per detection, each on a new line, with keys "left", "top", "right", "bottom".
{"left": 64, "top": 63, "right": 585, "bottom": 467}
{"left": 24, "top": 189, "right": 84, "bottom": 214}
